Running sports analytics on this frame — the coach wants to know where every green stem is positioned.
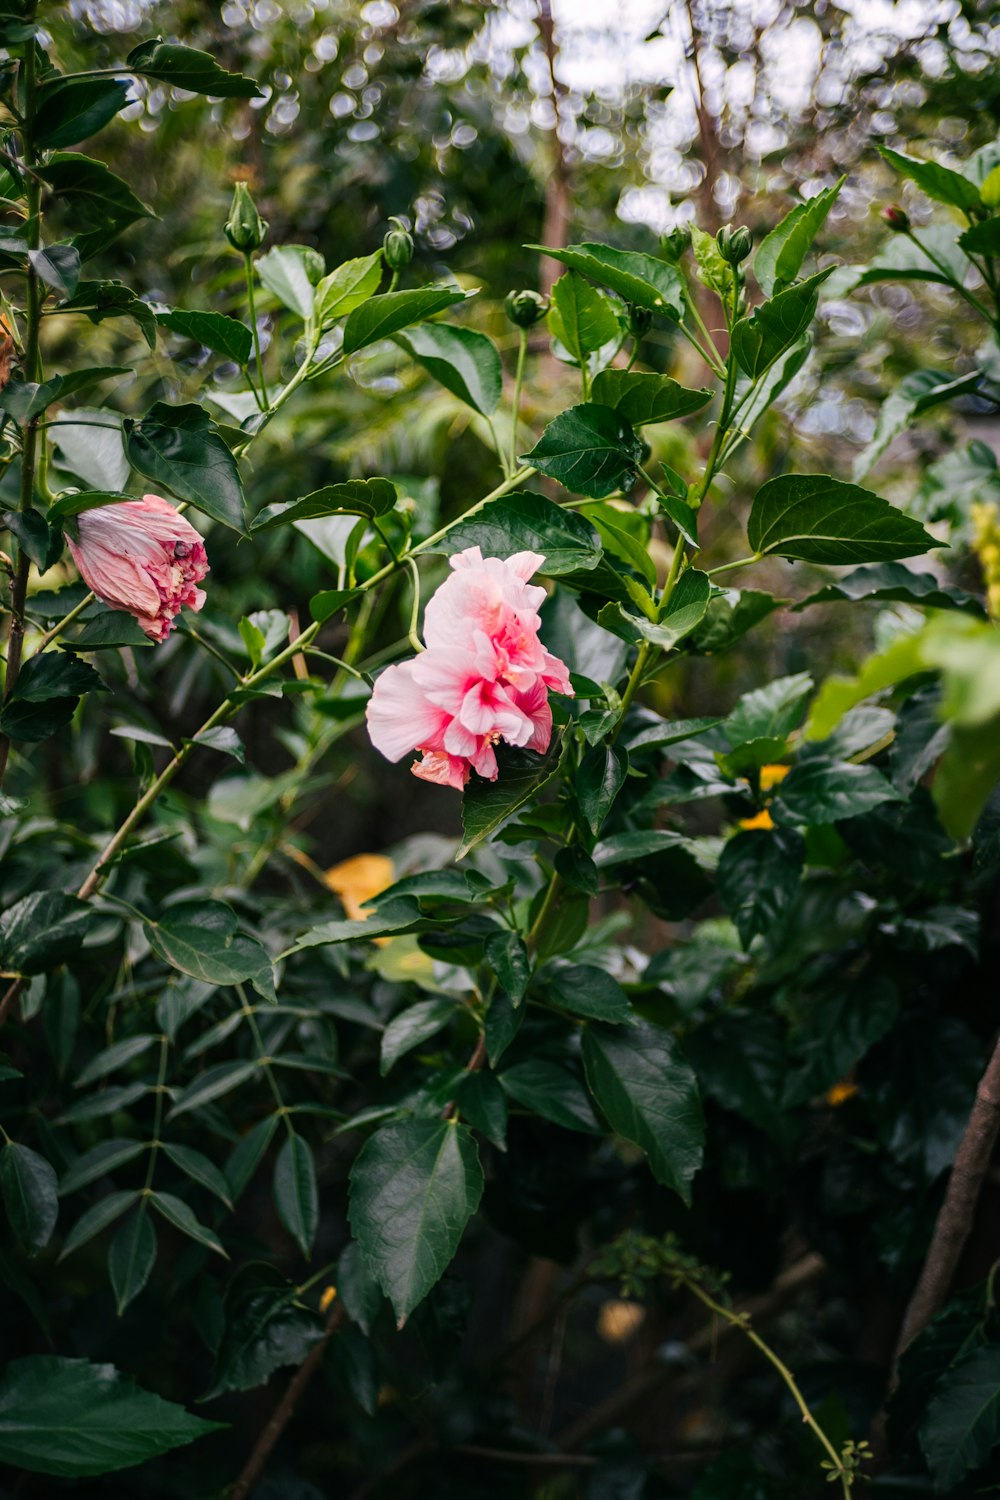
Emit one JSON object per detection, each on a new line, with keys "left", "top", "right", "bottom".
{"left": 404, "top": 555, "right": 423, "bottom": 653}
{"left": 487, "top": 416, "right": 512, "bottom": 479}
{"left": 683, "top": 1276, "right": 851, "bottom": 1499}
{"left": 682, "top": 289, "right": 727, "bottom": 377}
{"left": 245, "top": 251, "right": 269, "bottom": 409}
{"left": 510, "top": 328, "right": 527, "bottom": 472}
{"left": 241, "top": 993, "right": 292, "bottom": 1136}
{"left": 142, "top": 1035, "right": 170, "bottom": 1193}
{"left": 906, "top": 228, "right": 995, "bottom": 325}
{"left": 0, "top": 38, "right": 41, "bottom": 791}
{"left": 706, "top": 553, "right": 761, "bottom": 577}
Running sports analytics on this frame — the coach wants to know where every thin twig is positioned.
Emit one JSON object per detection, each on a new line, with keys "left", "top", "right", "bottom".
{"left": 892, "top": 1030, "right": 1000, "bottom": 1367}
{"left": 230, "top": 1299, "right": 345, "bottom": 1500}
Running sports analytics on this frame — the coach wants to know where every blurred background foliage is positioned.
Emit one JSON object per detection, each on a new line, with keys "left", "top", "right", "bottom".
{"left": 31, "top": 0, "right": 1000, "bottom": 863}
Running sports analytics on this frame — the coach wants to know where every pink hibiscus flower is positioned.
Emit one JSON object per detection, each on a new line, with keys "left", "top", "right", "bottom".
{"left": 66, "top": 494, "right": 209, "bottom": 642}
{"left": 366, "top": 546, "right": 572, "bottom": 789}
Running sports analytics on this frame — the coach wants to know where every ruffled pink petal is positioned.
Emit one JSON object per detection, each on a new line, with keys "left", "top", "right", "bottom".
{"left": 366, "top": 661, "right": 450, "bottom": 762}
{"left": 68, "top": 496, "right": 209, "bottom": 641}
{"left": 412, "top": 751, "right": 470, "bottom": 789}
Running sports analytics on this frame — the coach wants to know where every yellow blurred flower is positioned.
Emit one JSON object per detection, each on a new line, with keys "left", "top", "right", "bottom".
{"left": 597, "top": 1299, "right": 646, "bottom": 1344}
{"left": 827, "top": 1080, "right": 859, "bottom": 1107}
{"left": 319, "top": 1285, "right": 337, "bottom": 1313}
{"left": 971, "top": 501, "right": 1000, "bottom": 619}
{"left": 325, "top": 853, "right": 395, "bottom": 921}
{"left": 759, "top": 763, "right": 790, "bottom": 791}
{"left": 739, "top": 808, "right": 774, "bottom": 831}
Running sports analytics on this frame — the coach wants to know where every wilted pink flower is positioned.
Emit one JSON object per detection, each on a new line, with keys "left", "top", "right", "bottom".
{"left": 66, "top": 494, "right": 209, "bottom": 642}
{"left": 366, "top": 546, "right": 572, "bottom": 790}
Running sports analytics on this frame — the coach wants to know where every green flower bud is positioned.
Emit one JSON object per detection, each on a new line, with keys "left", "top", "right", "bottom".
{"left": 716, "top": 224, "right": 753, "bottom": 265}
{"left": 627, "top": 303, "right": 653, "bottom": 338}
{"left": 659, "top": 224, "right": 691, "bottom": 263}
{"left": 882, "top": 205, "right": 910, "bottom": 232}
{"left": 383, "top": 216, "right": 414, "bottom": 271}
{"left": 505, "top": 289, "right": 549, "bottom": 328}
{"left": 225, "top": 181, "right": 267, "bottom": 254}
{"left": 302, "top": 247, "right": 326, "bottom": 285}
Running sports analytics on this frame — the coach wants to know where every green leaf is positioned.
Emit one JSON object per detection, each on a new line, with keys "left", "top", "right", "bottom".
{"left": 75, "top": 1034, "right": 158, "bottom": 1088}
{"left": 108, "top": 1210, "right": 156, "bottom": 1315}
{"left": 597, "top": 568, "right": 711, "bottom": 651}
{"left": 283, "top": 896, "right": 431, "bottom": 954}
{"left": 524, "top": 403, "right": 643, "bottom": 499}
{"left": 125, "top": 37, "right": 262, "bottom": 98}
{"left": 157, "top": 308, "right": 253, "bottom": 366}
{"left": 692, "top": 589, "right": 783, "bottom": 653}
{"left": 853, "top": 369, "right": 983, "bottom": 482}
{"left": 397, "top": 322, "right": 503, "bottom": 416}
{"left": 590, "top": 369, "right": 712, "bottom": 425}
{"left": 793, "top": 562, "right": 982, "bottom": 615}
{"left": 273, "top": 1133, "right": 318, "bottom": 1259}
{"left": 343, "top": 286, "right": 471, "bottom": 355}
{"left": 315, "top": 251, "right": 383, "bottom": 325}
{"left": 256, "top": 245, "right": 317, "bottom": 321}
{"left": 747, "top": 473, "right": 936, "bottom": 564}
{"left": 919, "top": 1344, "right": 1000, "bottom": 1489}
{"left": 484, "top": 929, "right": 530, "bottom": 1005}
{"left": 958, "top": 219, "right": 1000, "bottom": 255}
{"left": 58, "top": 280, "right": 157, "bottom": 348}
{"left": 459, "top": 738, "right": 565, "bottom": 858}
{"left": 716, "top": 829, "right": 805, "bottom": 948}
{"left": 59, "top": 1140, "right": 146, "bottom": 1197}
{"left": 52, "top": 409, "right": 130, "bottom": 491}
{"left": 500, "top": 1057, "right": 600, "bottom": 1133}
{"left": 753, "top": 179, "right": 844, "bottom": 296}
{"left": 582, "top": 501, "right": 655, "bottom": 586}
{"left": 161, "top": 1144, "right": 232, "bottom": 1206}
{"left": 59, "top": 1191, "right": 139, "bottom": 1258}
{"left": 65, "top": 608, "right": 154, "bottom": 650}
{"left": 309, "top": 586, "right": 363, "bottom": 625}
{"left": 145, "top": 901, "right": 274, "bottom": 1001}
{"left": 731, "top": 268, "right": 833, "bottom": 379}
{"left": 149, "top": 1191, "right": 227, "bottom": 1257}
{"left": 772, "top": 759, "right": 903, "bottom": 826}
{"left": 625, "top": 716, "right": 722, "bottom": 753}
{"left": 0, "top": 651, "right": 104, "bottom": 743}
{"left": 547, "top": 271, "right": 620, "bottom": 365}
{"left": 0, "top": 1143, "right": 58, "bottom": 1255}
{"left": 123, "top": 402, "right": 246, "bottom": 532}
{"left": 380, "top": 998, "right": 454, "bottom": 1075}
{"left": 252, "top": 478, "right": 396, "bottom": 531}
{"left": 226, "top": 1115, "right": 280, "bottom": 1202}
{"left": 577, "top": 743, "right": 628, "bottom": 835}
{"left": 0, "top": 891, "right": 90, "bottom": 977}
{"left": 39, "top": 154, "right": 153, "bottom": 263}
{"left": 204, "top": 1265, "right": 324, "bottom": 1399}
{"left": 581, "top": 1021, "right": 704, "bottom": 1202}
{"left": 879, "top": 145, "right": 983, "bottom": 215}
{"left": 545, "top": 964, "right": 631, "bottom": 1022}
{"left": 28, "top": 243, "right": 81, "bottom": 298}
{"left": 34, "top": 77, "right": 130, "bottom": 150}
{"left": 690, "top": 225, "right": 733, "bottom": 300}
{"left": 531, "top": 242, "right": 685, "bottom": 316}
{"left": 437, "top": 490, "right": 602, "bottom": 577}
{"left": 0, "top": 1355, "right": 222, "bottom": 1475}
{"left": 724, "top": 672, "right": 813, "bottom": 751}
{"left": 348, "top": 1118, "right": 484, "bottom": 1323}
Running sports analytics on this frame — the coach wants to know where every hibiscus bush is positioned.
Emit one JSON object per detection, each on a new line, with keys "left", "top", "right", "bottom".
{"left": 3, "top": 9, "right": 1000, "bottom": 1499}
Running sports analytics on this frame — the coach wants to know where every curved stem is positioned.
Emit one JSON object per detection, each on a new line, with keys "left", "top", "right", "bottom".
{"left": 245, "top": 251, "right": 269, "bottom": 409}
{"left": 510, "top": 328, "right": 527, "bottom": 471}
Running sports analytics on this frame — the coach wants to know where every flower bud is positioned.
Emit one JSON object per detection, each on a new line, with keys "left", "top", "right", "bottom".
{"left": 882, "top": 205, "right": 910, "bottom": 232}
{"left": 383, "top": 216, "right": 414, "bottom": 271}
{"left": 224, "top": 181, "right": 268, "bottom": 253}
{"left": 302, "top": 247, "right": 326, "bottom": 285}
{"left": 659, "top": 224, "right": 691, "bottom": 262}
{"left": 627, "top": 303, "right": 653, "bottom": 338}
{"left": 505, "top": 289, "right": 549, "bottom": 328}
{"left": 717, "top": 224, "right": 753, "bottom": 265}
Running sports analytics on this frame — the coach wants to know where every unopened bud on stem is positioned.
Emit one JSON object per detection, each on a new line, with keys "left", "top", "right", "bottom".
{"left": 717, "top": 224, "right": 753, "bottom": 265}
{"left": 505, "top": 289, "right": 549, "bottom": 328}
{"left": 225, "top": 181, "right": 268, "bottom": 253}
{"left": 383, "top": 217, "right": 414, "bottom": 271}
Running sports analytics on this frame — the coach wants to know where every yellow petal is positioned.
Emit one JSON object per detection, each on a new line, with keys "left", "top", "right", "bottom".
{"left": 325, "top": 853, "right": 395, "bottom": 921}
{"left": 319, "top": 1285, "right": 337, "bottom": 1313}
{"left": 759, "top": 763, "right": 790, "bottom": 791}
{"left": 739, "top": 809, "right": 774, "bottom": 831}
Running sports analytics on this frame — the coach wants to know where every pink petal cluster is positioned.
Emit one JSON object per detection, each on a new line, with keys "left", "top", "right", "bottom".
{"left": 366, "top": 546, "right": 573, "bottom": 790}
{"left": 66, "top": 494, "right": 209, "bottom": 642}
